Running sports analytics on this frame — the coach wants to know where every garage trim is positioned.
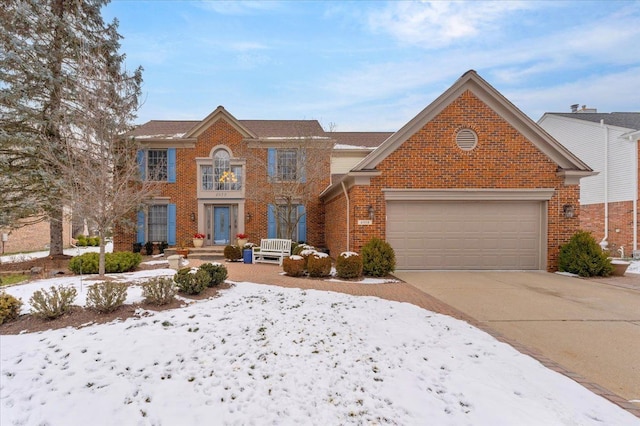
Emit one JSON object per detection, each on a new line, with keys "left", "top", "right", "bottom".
{"left": 383, "top": 188, "right": 555, "bottom": 201}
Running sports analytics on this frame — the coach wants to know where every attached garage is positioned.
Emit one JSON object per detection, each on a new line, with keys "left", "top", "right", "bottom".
{"left": 385, "top": 190, "right": 553, "bottom": 270}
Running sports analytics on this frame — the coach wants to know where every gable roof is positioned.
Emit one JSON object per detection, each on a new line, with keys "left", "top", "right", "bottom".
{"left": 128, "top": 120, "right": 199, "bottom": 139}
{"left": 332, "top": 132, "right": 393, "bottom": 149}
{"left": 543, "top": 112, "right": 640, "bottom": 130}
{"left": 353, "top": 70, "right": 592, "bottom": 173}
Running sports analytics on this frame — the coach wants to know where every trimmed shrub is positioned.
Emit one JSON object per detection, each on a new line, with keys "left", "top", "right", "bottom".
{"left": 29, "top": 286, "right": 77, "bottom": 319}
{"left": 361, "top": 238, "right": 396, "bottom": 277}
{"left": 199, "top": 263, "right": 228, "bottom": 286}
{"left": 88, "top": 236, "right": 100, "bottom": 247}
{"left": 336, "top": 252, "right": 363, "bottom": 279}
{"left": 0, "top": 292, "right": 23, "bottom": 324}
{"left": 86, "top": 282, "right": 128, "bottom": 313}
{"left": 69, "top": 252, "right": 142, "bottom": 274}
{"left": 224, "top": 245, "right": 242, "bottom": 261}
{"left": 76, "top": 234, "right": 88, "bottom": 247}
{"left": 174, "top": 268, "right": 209, "bottom": 295}
{"left": 283, "top": 255, "right": 306, "bottom": 277}
{"left": 292, "top": 244, "right": 315, "bottom": 256}
{"left": 559, "top": 231, "right": 613, "bottom": 277}
{"left": 307, "top": 252, "right": 332, "bottom": 278}
{"left": 142, "top": 277, "right": 177, "bottom": 305}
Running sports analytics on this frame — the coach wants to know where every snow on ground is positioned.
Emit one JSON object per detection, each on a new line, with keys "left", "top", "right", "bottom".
{"left": 0, "top": 241, "right": 114, "bottom": 264}
{"left": 1, "top": 273, "right": 638, "bottom": 425}
{"left": 626, "top": 260, "right": 640, "bottom": 274}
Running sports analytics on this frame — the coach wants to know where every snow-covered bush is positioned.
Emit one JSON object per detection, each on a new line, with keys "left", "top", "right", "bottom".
{"left": 142, "top": 277, "right": 176, "bottom": 305}
{"left": 0, "top": 292, "right": 22, "bottom": 324}
{"left": 307, "top": 252, "right": 331, "bottom": 278}
{"left": 283, "top": 255, "right": 305, "bottom": 277}
{"left": 86, "top": 282, "right": 127, "bottom": 313}
{"left": 336, "top": 251, "right": 363, "bottom": 279}
{"left": 198, "top": 262, "right": 227, "bottom": 286}
{"left": 174, "top": 268, "right": 209, "bottom": 295}
{"left": 29, "top": 286, "right": 77, "bottom": 319}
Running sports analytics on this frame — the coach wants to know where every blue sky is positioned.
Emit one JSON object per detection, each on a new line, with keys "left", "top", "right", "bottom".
{"left": 103, "top": 1, "right": 640, "bottom": 131}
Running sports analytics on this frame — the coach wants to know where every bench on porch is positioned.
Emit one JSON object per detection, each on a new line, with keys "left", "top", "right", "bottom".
{"left": 252, "top": 239, "right": 292, "bottom": 266}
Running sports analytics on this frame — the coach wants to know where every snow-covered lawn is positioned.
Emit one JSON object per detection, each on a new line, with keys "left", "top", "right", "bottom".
{"left": 0, "top": 241, "right": 114, "bottom": 264}
{"left": 1, "top": 272, "right": 638, "bottom": 425}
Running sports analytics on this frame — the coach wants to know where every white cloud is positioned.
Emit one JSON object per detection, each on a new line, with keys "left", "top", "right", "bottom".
{"left": 368, "top": 1, "right": 534, "bottom": 48}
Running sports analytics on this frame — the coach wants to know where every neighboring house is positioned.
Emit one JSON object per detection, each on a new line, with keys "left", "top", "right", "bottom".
{"left": 117, "top": 70, "right": 593, "bottom": 271}
{"left": 538, "top": 108, "right": 640, "bottom": 257}
{"left": 0, "top": 211, "right": 74, "bottom": 256}
{"left": 321, "top": 71, "right": 593, "bottom": 271}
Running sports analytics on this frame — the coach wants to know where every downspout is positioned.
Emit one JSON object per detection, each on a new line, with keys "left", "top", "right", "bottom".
{"left": 341, "top": 181, "right": 350, "bottom": 252}
{"left": 634, "top": 136, "right": 639, "bottom": 251}
{"left": 600, "top": 120, "right": 609, "bottom": 250}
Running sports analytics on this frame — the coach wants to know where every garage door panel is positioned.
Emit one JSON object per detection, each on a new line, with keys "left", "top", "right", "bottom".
{"left": 387, "top": 200, "right": 544, "bottom": 270}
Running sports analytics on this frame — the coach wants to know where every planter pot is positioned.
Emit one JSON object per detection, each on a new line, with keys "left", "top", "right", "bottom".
{"left": 167, "top": 255, "right": 181, "bottom": 270}
{"left": 176, "top": 249, "right": 189, "bottom": 259}
{"left": 193, "top": 238, "right": 204, "bottom": 248}
{"left": 611, "top": 260, "right": 630, "bottom": 276}
{"left": 237, "top": 238, "right": 248, "bottom": 248}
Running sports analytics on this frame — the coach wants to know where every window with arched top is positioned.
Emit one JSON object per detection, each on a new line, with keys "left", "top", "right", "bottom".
{"left": 200, "top": 148, "right": 243, "bottom": 191}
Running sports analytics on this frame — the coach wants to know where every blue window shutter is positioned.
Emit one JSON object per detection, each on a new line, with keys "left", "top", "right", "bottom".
{"left": 299, "top": 150, "right": 306, "bottom": 183}
{"left": 267, "top": 148, "right": 276, "bottom": 179}
{"left": 167, "top": 204, "right": 177, "bottom": 245}
{"left": 297, "top": 205, "right": 306, "bottom": 243}
{"left": 267, "top": 204, "right": 276, "bottom": 238}
{"left": 136, "top": 210, "right": 145, "bottom": 244}
{"left": 167, "top": 148, "right": 176, "bottom": 183}
{"left": 137, "top": 150, "right": 145, "bottom": 180}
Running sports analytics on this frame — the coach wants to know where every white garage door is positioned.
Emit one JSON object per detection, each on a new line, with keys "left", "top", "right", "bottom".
{"left": 387, "top": 200, "right": 545, "bottom": 270}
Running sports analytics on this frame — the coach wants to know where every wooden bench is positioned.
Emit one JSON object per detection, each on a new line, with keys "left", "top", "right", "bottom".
{"left": 252, "top": 239, "right": 292, "bottom": 266}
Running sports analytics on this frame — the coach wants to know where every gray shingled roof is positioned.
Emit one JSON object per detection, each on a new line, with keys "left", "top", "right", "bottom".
{"left": 547, "top": 112, "right": 640, "bottom": 130}
{"left": 332, "top": 132, "right": 393, "bottom": 148}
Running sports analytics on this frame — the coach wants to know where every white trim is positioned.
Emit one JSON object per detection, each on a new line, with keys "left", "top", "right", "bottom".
{"left": 382, "top": 188, "right": 556, "bottom": 201}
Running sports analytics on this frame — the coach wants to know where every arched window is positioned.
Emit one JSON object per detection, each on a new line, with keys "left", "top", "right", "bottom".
{"left": 214, "top": 149, "right": 231, "bottom": 190}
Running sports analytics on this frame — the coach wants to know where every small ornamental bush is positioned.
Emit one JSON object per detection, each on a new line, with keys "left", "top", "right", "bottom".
{"left": 76, "top": 234, "right": 88, "bottom": 246}
{"left": 292, "top": 244, "right": 315, "bottom": 256}
{"left": 174, "top": 268, "right": 210, "bottom": 295}
{"left": 29, "top": 286, "right": 77, "bottom": 319}
{"left": 142, "top": 277, "right": 177, "bottom": 305}
{"left": 199, "top": 263, "right": 228, "bottom": 287}
{"left": 307, "top": 252, "right": 332, "bottom": 278}
{"left": 283, "top": 255, "right": 306, "bottom": 277}
{"left": 559, "top": 231, "right": 613, "bottom": 277}
{"left": 361, "top": 237, "right": 396, "bottom": 277}
{"left": 336, "top": 252, "right": 363, "bottom": 279}
{"left": 224, "top": 245, "right": 242, "bottom": 261}
{"left": 0, "top": 292, "right": 23, "bottom": 324}
{"left": 86, "top": 282, "right": 128, "bottom": 313}
{"left": 69, "top": 252, "right": 142, "bottom": 274}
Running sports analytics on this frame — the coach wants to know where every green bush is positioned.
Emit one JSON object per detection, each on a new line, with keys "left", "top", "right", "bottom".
{"left": 142, "top": 277, "right": 176, "bottom": 305}
{"left": 76, "top": 234, "right": 88, "bottom": 247}
{"left": 0, "top": 292, "right": 23, "bottom": 324}
{"left": 336, "top": 252, "right": 363, "bottom": 279}
{"left": 224, "top": 245, "right": 242, "bottom": 261}
{"left": 86, "top": 282, "right": 127, "bottom": 313}
{"left": 88, "top": 236, "right": 100, "bottom": 247}
{"left": 69, "top": 252, "right": 142, "bottom": 274}
{"left": 283, "top": 256, "right": 306, "bottom": 277}
{"left": 292, "top": 244, "right": 315, "bottom": 256}
{"left": 29, "top": 286, "right": 77, "bottom": 319}
{"left": 361, "top": 238, "right": 396, "bottom": 277}
{"left": 559, "top": 231, "right": 613, "bottom": 277}
{"left": 174, "top": 268, "right": 210, "bottom": 295}
{"left": 307, "top": 253, "right": 332, "bottom": 278}
{"left": 142, "top": 277, "right": 177, "bottom": 305}
{"left": 198, "top": 263, "right": 228, "bottom": 286}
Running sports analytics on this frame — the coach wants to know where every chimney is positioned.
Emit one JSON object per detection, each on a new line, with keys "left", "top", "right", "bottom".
{"left": 578, "top": 105, "right": 597, "bottom": 113}
{"left": 570, "top": 104, "right": 579, "bottom": 113}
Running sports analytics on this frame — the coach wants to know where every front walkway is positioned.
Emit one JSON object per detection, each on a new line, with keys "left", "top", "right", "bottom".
{"left": 195, "top": 260, "right": 640, "bottom": 418}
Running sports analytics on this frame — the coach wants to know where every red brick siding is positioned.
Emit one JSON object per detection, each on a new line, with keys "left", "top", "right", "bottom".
{"left": 325, "top": 90, "right": 580, "bottom": 271}
{"left": 581, "top": 201, "right": 636, "bottom": 255}
{"left": 1, "top": 215, "right": 73, "bottom": 255}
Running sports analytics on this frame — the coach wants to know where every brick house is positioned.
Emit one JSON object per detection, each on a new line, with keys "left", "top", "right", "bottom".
{"left": 538, "top": 109, "right": 640, "bottom": 258}
{"left": 117, "top": 70, "right": 593, "bottom": 272}
{"left": 321, "top": 70, "right": 593, "bottom": 271}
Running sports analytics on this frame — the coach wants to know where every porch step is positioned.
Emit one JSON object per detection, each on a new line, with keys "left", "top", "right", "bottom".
{"left": 164, "top": 246, "right": 226, "bottom": 261}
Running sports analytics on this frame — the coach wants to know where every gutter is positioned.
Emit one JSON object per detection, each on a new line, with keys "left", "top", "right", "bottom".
{"left": 601, "top": 120, "right": 609, "bottom": 249}
{"left": 341, "top": 181, "right": 350, "bottom": 252}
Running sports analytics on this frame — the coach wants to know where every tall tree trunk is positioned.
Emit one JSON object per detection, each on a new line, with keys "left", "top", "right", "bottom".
{"left": 49, "top": 205, "right": 64, "bottom": 257}
{"left": 98, "top": 230, "right": 106, "bottom": 277}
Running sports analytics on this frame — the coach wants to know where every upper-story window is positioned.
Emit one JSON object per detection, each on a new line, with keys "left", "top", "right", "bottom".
{"left": 201, "top": 148, "right": 243, "bottom": 191}
{"left": 277, "top": 149, "right": 298, "bottom": 181}
{"left": 137, "top": 148, "right": 176, "bottom": 182}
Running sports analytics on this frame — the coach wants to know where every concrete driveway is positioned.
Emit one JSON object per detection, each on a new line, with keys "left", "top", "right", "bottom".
{"left": 394, "top": 271, "right": 640, "bottom": 413}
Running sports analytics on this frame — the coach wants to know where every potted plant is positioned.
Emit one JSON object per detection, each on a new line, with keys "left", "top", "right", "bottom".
{"left": 193, "top": 233, "right": 205, "bottom": 248}
{"left": 176, "top": 240, "right": 190, "bottom": 258}
{"left": 236, "top": 233, "right": 248, "bottom": 247}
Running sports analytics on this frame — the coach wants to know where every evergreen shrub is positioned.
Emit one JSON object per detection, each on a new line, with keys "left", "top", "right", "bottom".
{"left": 224, "top": 245, "right": 242, "bottom": 261}
{"left": 558, "top": 231, "right": 613, "bottom": 277}
{"left": 69, "top": 252, "right": 141, "bottom": 274}
{"left": 307, "top": 252, "right": 332, "bottom": 278}
{"left": 86, "top": 282, "right": 127, "bottom": 313}
{"left": 283, "top": 256, "right": 306, "bottom": 277}
{"left": 336, "top": 252, "right": 363, "bottom": 279}
{"left": 361, "top": 238, "right": 396, "bottom": 277}
{"left": 174, "top": 268, "right": 209, "bottom": 295}
{"left": 142, "top": 277, "right": 177, "bottom": 305}
{"left": 199, "top": 263, "right": 228, "bottom": 286}
{"left": 0, "top": 292, "right": 22, "bottom": 324}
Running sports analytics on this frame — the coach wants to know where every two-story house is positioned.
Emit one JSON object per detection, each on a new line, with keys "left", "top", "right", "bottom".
{"left": 117, "top": 71, "right": 594, "bottom": 271}
{"left": 539, "top": 108, "right": 640, "bottom": 257}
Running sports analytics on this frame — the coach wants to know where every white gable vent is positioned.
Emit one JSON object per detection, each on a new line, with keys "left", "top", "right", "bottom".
{"left": 456, "top": 128, "right": 477, "bottom": 151}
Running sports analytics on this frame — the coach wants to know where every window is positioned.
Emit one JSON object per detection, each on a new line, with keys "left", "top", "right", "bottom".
{"left": 268, "top": 204, "right": 306, "bottom": 242}
{"left": 148, "top": 205, "right": 168, "bottom": 242}
{"left": 147, "top": 149, "right": 167, "bottom": 181}
{"left": 201, "top": 165, "right": 213, "bottom": 190}
{"left": 201, "top": 149, "right": 243, "bottom": 191}
{"left": 277, "top": 149, "right": 298, "bottom": 181}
